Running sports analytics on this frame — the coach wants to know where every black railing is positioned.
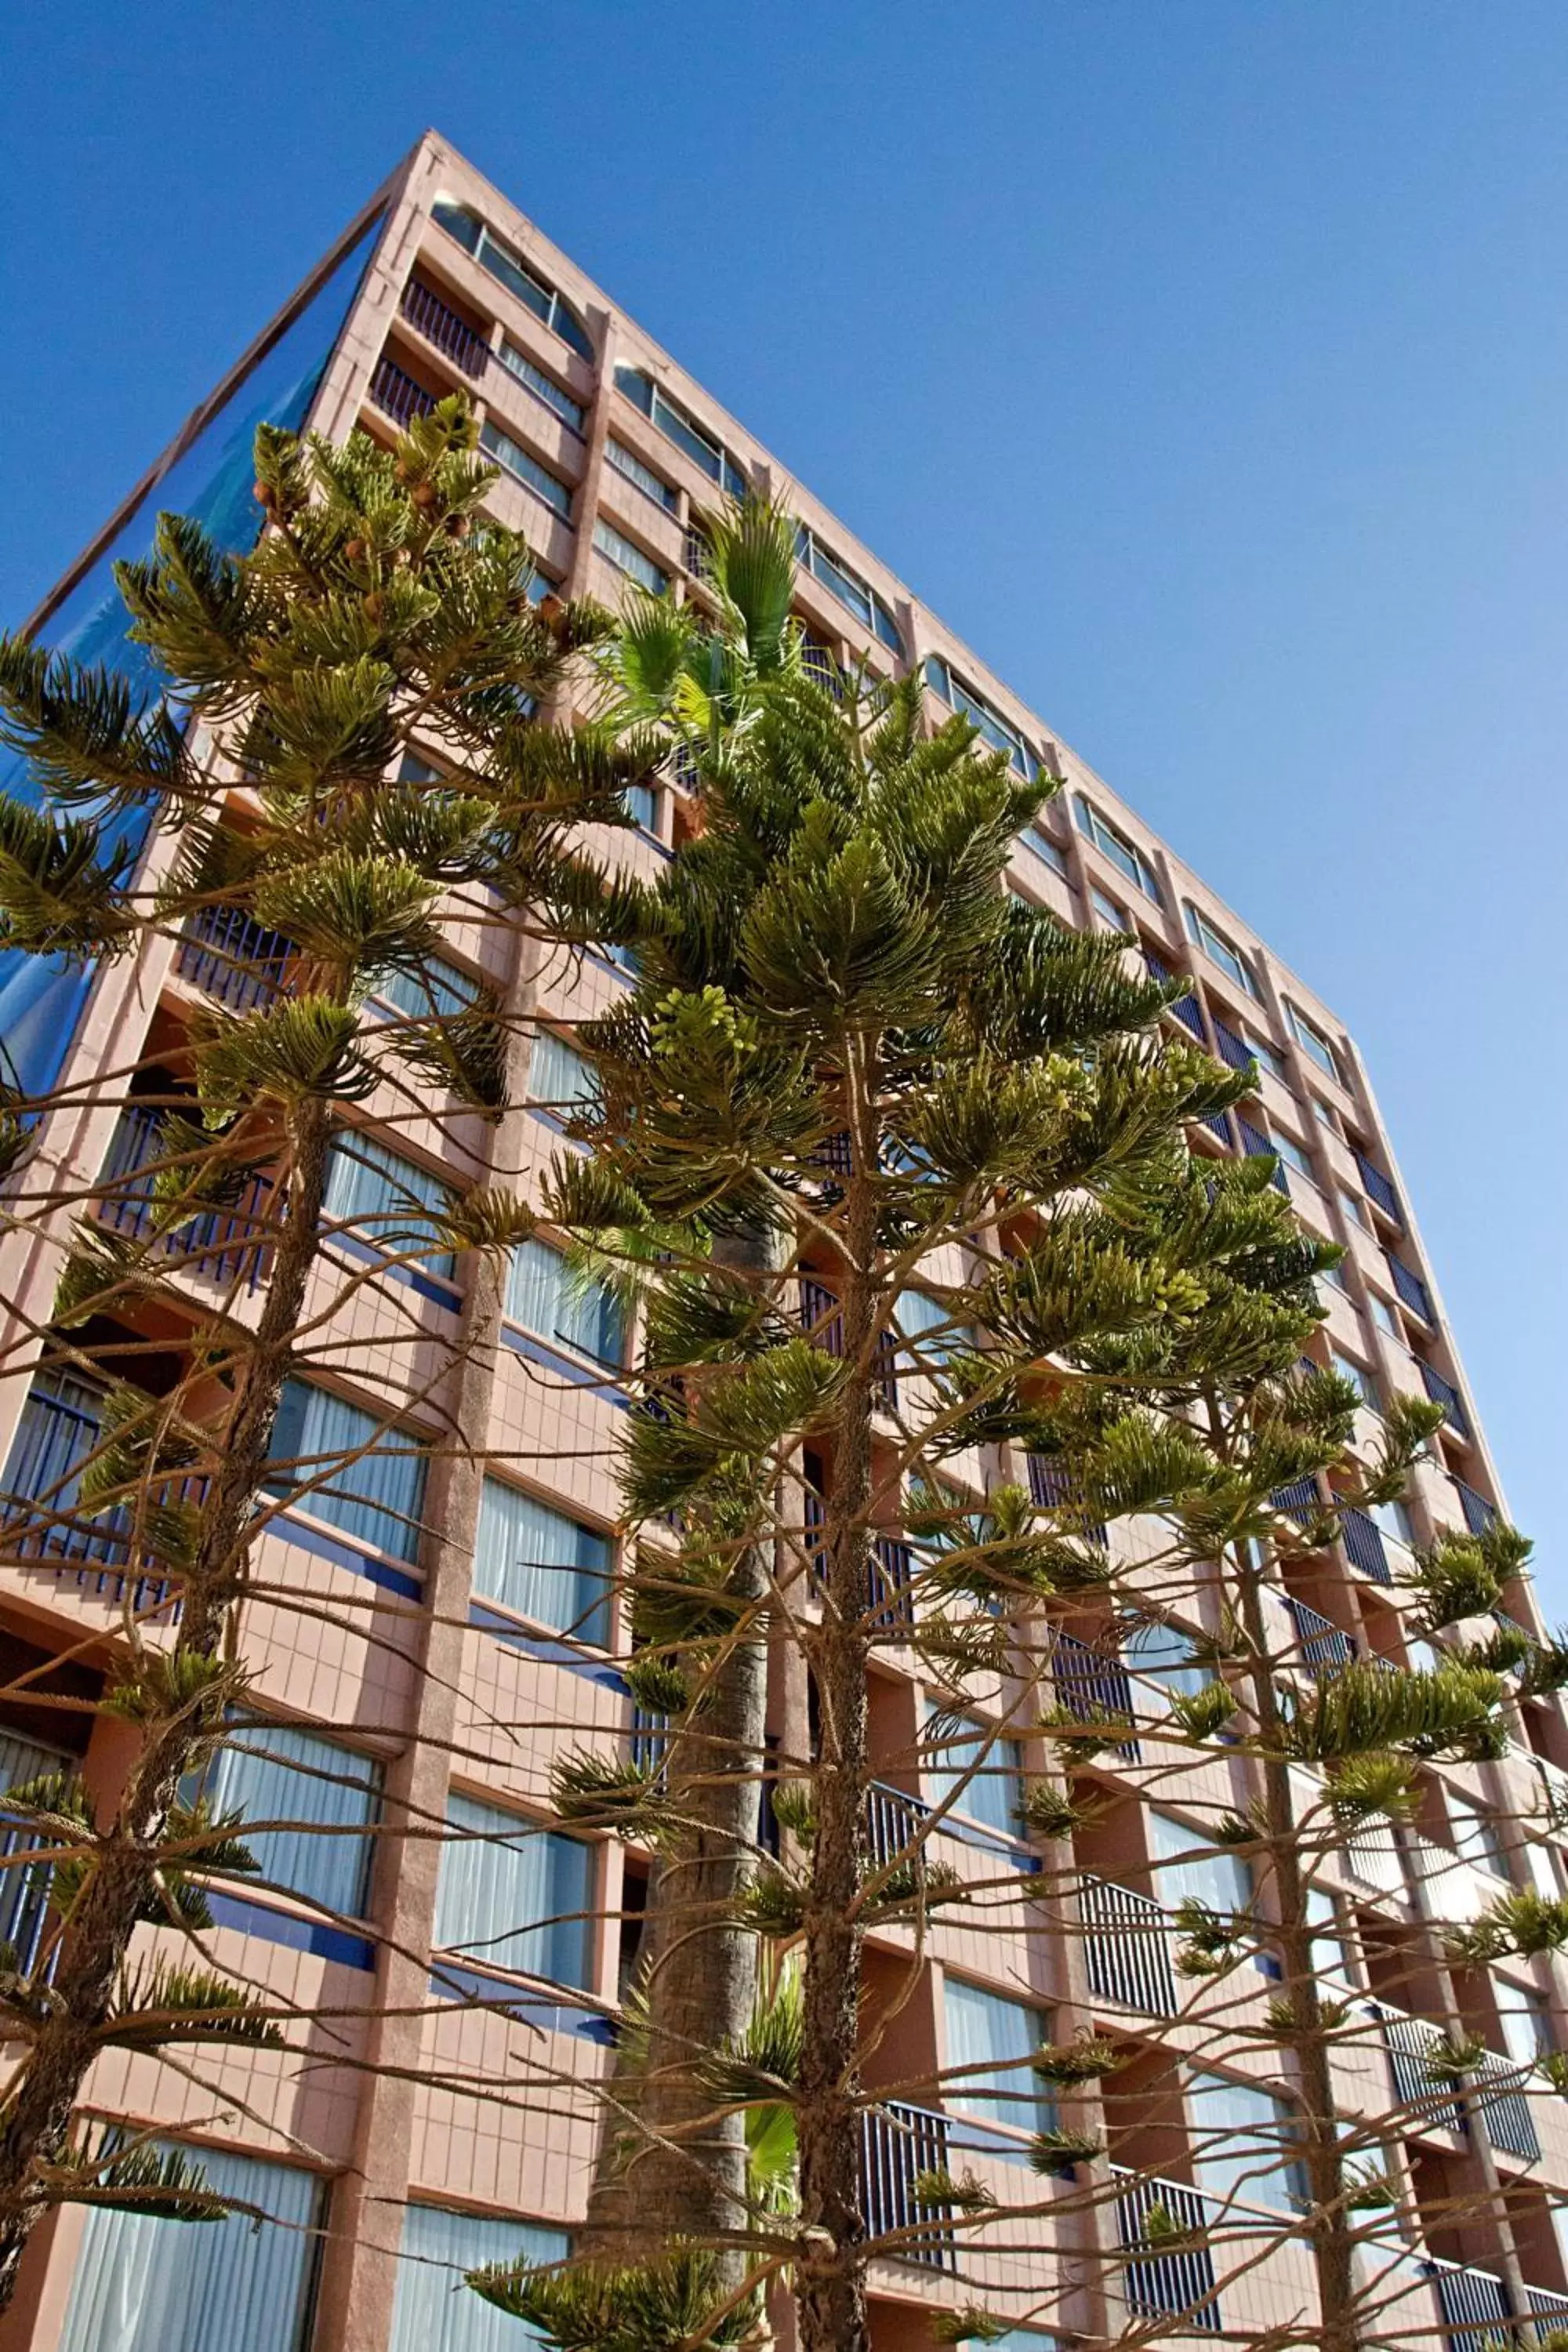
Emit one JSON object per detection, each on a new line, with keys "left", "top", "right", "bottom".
{"left": 1355, "top": 1151, "right": 1402, "bottom": 1225}
{"left": 1026, "top": 1456, "right": 1108, "bottom": 1547}
{"left": 1387, "top": 1254, "right": 1434, "bottom": 1323}
{"left": 864, "top": 1780, "right": 928, "bottom": 1873}
{"left": 1211, "top": 1017, "right": 1253, "bottom": 1073}
{"left": 99, "top": 1105, "right": 273, "bottom": 1292}
{"left": 1198, "top": 1109, "right": 1233, "bottom": 1147}
{"left": 859, "top": 2102, "right": 956, "bottom": 2270}
{"left": 0, "top": 1374, "right": 198, "bottom": 1612}
{"left": 1377, "top": 2008, "right": 1466, "bottom": 2136}
{"left": 1081, "top": 1876, "right": 1178, "bottom": 2015}
{"left": 1420, "top": 1361, "right": 1471, "bottom": 1440}
{"left": 1428, "top": 2259, "right": 1514, "bottom": 2351}
{"left": 369, "top": 353, "right": 436, "bottom": 426}
{"left": 1238, "top": 1116, "right": 1289, "bottom": 1192}
{"left": 1457, "top": 1481, "right": 1498, "bottom": 1537}
{"left": 1340, "top": 1504, "right": 1392, "bottom": 1584}
{"left": 1286, "top": 1596, "right": 1356, "bottom": 1677}
{"left": 1270, "top": 1476, "right": 1323, "bottom": 1520}
{"left": 798, "top": 1278, "right": 897, "bottom": 1404}
{"left": 1113, "top": 2169, "right": 1221, "bottom": 2333}
{"left": 1051, "top": 1632, "right": 1139, "bottom": 1759}
{"left": 398, "top": 276, "right": 490, "bottom": 377}
{"left": 1475, "top": 2053, "right": 1541, "bottom": 2162}
{"left": 176, "top": 902, "right": 296, "bottom": 1012}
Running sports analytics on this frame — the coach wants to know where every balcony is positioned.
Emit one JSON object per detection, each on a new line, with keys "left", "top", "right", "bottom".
{"left": 0, "top": 1373, "right": 199, "bottom": 1612}
{"left": 1270, "top": 1475, "right": 1323, "bottom": 1520}
{"left": 864, "top": 1780, "right": 927, "bottom": 1873}
{"left": 175, "top": 902, "right": 296, "bottom": 1012}
{"left": 1210, "top": 1016, "right": 1253, "bottom": 1073}
{"left": 398, "top": 275, "right": 490, "bottom": 378}
{"left": 1239, "top": 1116, "right": 1290, "bottom": 1192}
{"left": 98, "top": 1105, "right": 273, "bottom": 1293}
{"left": 1387, "top": 1254, "right": 1434, "bottom": 1323}
{"left": 1286, "top": 1596, "right": 1357, "bottom": 1678}
{"left": 1340, "top": 1504, "right": 1392, "bottom": 1585}
{"left": 1427, "top": 2259, "right": 1515, "bottom": 2351}
{"left": 1456, "top": 1480, "right": 1498, "bottom": 1537}
{"left": 1420, "top": 1363, "right": 1472, "bottom": 1442}
{"left": 1051, "top": 1632, "right": 1139, "bottom": 1760}
{"left": 368, "top": 353, "right": 436, "bottom": 427}
{"left": 859, "top": 2101, "right": 956, "bottom": 2270}
{"left": 1374, "top": 2005, "right": 1466, "bottom": 2137}
{"left": 1112, "top": 2169, "right": 1221, "bottom": 2334}
{"left": 1473, "top": 2053, "right": 1541, "bottom": 2163}
{"left": 1027, "top": 1456, "right": 1108, "bottom": 1548}
{"left": 1355, "top": 1151, "right": 1402, "bottom": 1225}
{"left": 1144, "top": 950, "right": 1207, "bottom": 1041}
{"left": 797, "top": 1278, "right": 898, "bottom": 1405}
{"left": 1081, "top": 1875, "right": 1178, "bottom": 2016}
{"left": 1197, "top": 1109, "right": 1234, "bottom": 1148}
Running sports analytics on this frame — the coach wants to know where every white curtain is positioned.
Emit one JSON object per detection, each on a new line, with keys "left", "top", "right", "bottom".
{"left": 942, "top": 1977, "right": 1047, "bottom": 2133}
{"left": 921, "top": 1704, "right": 1022, "bottom": 1838}
{"left": 265, "top": 1378, "right": 426, "bottom": 1564}
{"left": 504, "top": 1240, "right": 622, "bottom": 1366}
{"left": 194, "top": 1722, "right": 380, "bottom": 1918}
{"left": 474, "top": 1479, "right": 611, "bottom": 1647}
{"left": 390, "top": 2204, "right": 567, "bottom": 2351}
{"left": 435, "top": 1795, "right": 593, "bottom": 1991}
{"left": 58, "top": 2142, "right": 320, "bottom": 2352}
{"left": 324, "top": 1134, "right": 454, "bottom": 1277}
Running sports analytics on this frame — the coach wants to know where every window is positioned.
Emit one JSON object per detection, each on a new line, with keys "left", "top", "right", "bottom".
{"left": 475, "top": 1479, "right": 612, "bottom": 1648}
{"left": 1271, "top": 1130, "right": 1316, "bottom": 1185}
{"left": 1149, "top": 1811, "right": 1251, "bottom": 1918}
{"left": 431, "top": 201, "right": 593, "bottom": 360}
{"left": 796, "top": 524, "right": 903, "bottom": 653}
{"left": 1182, "top": 902, "right": 1258, "bottom": 996}
{"left": 624, "top": 779, "right": 659, "bottom": 832}
{"left": 896, "top": 1286, "right": 969, "bottom": 1367}
{"left": 495, "top": 337, "right": 586, "bottom": 432}
{"left": 613, "top": 364, "right": 747, "bottom": 499}
{"left": 1186, "top": 2071, "right": 1305, "bottom": 2211}
{"left": 1446, "top": 1790, "right": 1508, "bottom": 1878}
{"left": 183, "top": 1721, "right": 381, "bottom": 1918}
{"left": 922, "top": 1704, "right": 1023, "bottom": 1837}
{"left": 1368, "top": 1290, "right": 1402, "bottom": 1341}
{"left": 265, "top": 1379, "right": 426, "bottom": 1564}
{"left": 390, "top": 2205, "right": 569, "bottom": 2352}
{"left": 375, "top": 954, "right": 478, "bottom": 1022}
{"left": 942, "top": 1977, "right": 1049, "bottom": 2134}
{"left": 478, "top": 419, "right": 572, "bottom": 520}
{"left": 1244, "top": 1029, "right": 1287, "bottom": 1082}
{"left": 58, "top": 2141, "right": 321, "bottom": 2352}
{"left": 1, "top": 1369, "right": 105, "bottom": 1544}
{"left": 604, "top": 435, "right": 678, "bottom": 514}
{"left": 1286, "top": 1002, "right": 1342, "bottom": 1083}
{"left": 1311, "top": 1098, "right": 1340, "bottom": 1135}
{"left": 323, "top": 1133, "right": 455, "bottom": 1280}
{"left": 1497, "top": 1985, "right": 1552, "bottom": 2070}
{"left": 1022, "top": 825, "right": 1067, "bottom": 877}
{"left": 927, "top": 656, "right": 1040, "bottom": 779}
{"left": 528, "top": 1029, "right": 596, "bottom": 1117}
{"left": 1331, "top": 1349, "right": 1380, "bottom": 1411}
{"left": 506, "top": 1236, "right": 625, "bottom": 1365}
{"left": 1089, "top": 885, "right": 1128, "bottom": 933}
{"left": 1125, "top": 1621, "right": 1215, "bottom": 1707}
{"left": 1371, "top": 1496, "right": 1414, "bottom": 1552}
{"left": 593, "top": 518, "right": 669, "bottom": 595}
{"left": 1339, "top": 1188, "right": 1370, "bottom": 1233}
{"left": 1074, "top": 795, "right": 1161, "bottom": 902}
{"left": 1305, "top": 1886, "right": 1349, "bottom": 1983}
{"left": 435, "top": 1793, "right": 593, "bottom": 1987}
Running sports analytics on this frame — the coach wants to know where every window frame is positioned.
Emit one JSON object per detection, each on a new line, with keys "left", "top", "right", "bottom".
{"left": 604, "top": 434, "right": 679, "bottom": 514}
{"left": 1074, "top": 793, "right": 1162, "bottom": 903}
{"left": 927, "top": 655, "right": 1040, "bottom": 780}
{"left": 1286, "top": 1001, "right": 1343, "bottom": 1083}
{"left": 1182, "top": 900, "right": 1260, "bottom": 996}
{"left": 593, "top": 517, "right": 669, "bottom": 595}
{"left": 612, "top": 363, "right": 748, "bottom": 499}
{"left": 430, "top": 200, "right": 593, "bottom": 361}
{"left": 796, "top": 524, "right": 903, "bottom": 653}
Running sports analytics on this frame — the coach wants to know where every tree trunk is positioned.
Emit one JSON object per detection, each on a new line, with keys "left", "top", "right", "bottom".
{"left": 0, "top": 1094, "right": 333, "bottom": 2307}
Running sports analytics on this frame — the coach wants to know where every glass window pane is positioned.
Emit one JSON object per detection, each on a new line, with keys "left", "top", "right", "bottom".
{"left": 922, "top": 1704, "right": 1022, "bottom": 1836}
{"left": 496, "top": 341, "right": 586, "bottom": 434}
{"left": 506, "top": 1239, "right": 624, "bottom": 1365}
{"left": 1187, "top": 2071, "right": 1303, "bottom": 2210}
{"left": 650, "top": 387, "right": 724, "bottom": 482}
{"left": 265, "top": 1379, "right": 426, "bottom": 1563}
{"left": 391, "top": 2204, "right": 568, "bottom": 2351}
{"left": 59, "top": 2143, "right": 321, "bottom": 2352}
{"left": 593, "top": 520, "right": 669, "bottom": 595}
{"left": 436, "top": 1794, "right": 593, "bottom": 1987}
{"left": 605, "top": 437, "right": 677, "bottom": 513}
{"left": 475, "top": 1479, "right": 612, "bottom": 1647}
{"left": 1126, "top": 1621, "right": 1214, "bottom": 1704}
{"left": 375, "top": 956, "right": 478, "bottom": 1021}
{"left": 528, "top": 1031, "right": 595, "bottom": 1115}
{"left": 1149, "top": 1812, "right": 1251, "bottom": 1915}
{"left": 187, "top": 1721, "right": 380, "bottom": 1917}
{"left": 479, "top": 419, "right": 572, "bottom": 519}
{"left": 942, "top": 1977, "right": 1048, "bottom": 2132}
{"left": 324, "top": 1133, "right": 456, "bottom": 1279}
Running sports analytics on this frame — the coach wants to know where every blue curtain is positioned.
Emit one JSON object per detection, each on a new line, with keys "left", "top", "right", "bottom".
{"left": 505, "top": 1240, "right": 623, "bottom": 1366}
{"left": 921, "top": 1703, "right": 1022, "bottom": 1837}
{"left": 942, "top": 1978, "right": 1048, "bottom": 2134}
{"left": 323, "top": 1133, "right": 456, "bottom": 1279}
{"left": 187, "top": 1721, "right": 381, "bottom": 1918}
{"left": 474, "top": 1479, "right": 611, "bottom": 1648}
{"left": 434, "top": 1795, "right": 593, "bottom": 1991}
{"left": 375, "top": 955, "right": 477, "bottom": 1021}
{"left": 264, "top": 1379, "right": 426, "bottom": 1564}
{"left": 57, "top": 2141, "right": 321, "bottom": 2352}
{"left": 527, "top": 1031, "right": 594, "bottom": 1113}
{"left": 390, "top": 2204, "right": 567, "bottom": 2351}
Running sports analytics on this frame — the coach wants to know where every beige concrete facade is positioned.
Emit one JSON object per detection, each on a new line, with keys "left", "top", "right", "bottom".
{"left": 0, "top": 129, "right": 1562, "bottom": 2352}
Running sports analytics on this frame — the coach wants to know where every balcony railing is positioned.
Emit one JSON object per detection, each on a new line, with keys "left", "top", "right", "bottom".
{"left": 98, "top": 1105, "right": 274, "bottom": 1292}
{"left": 1026, "top": 1456, "right": 1108, "bottom": 1548}
{"left": 1355, "top": 1151, "right": 1402, "bottom": 1225}
{"left": 1051, "top": 1632, "right": 1139, "bottom": 1759}
{"left": 398, "top": 276, "right": 490, "bottom": 377}
{"left": 1271, "top": 1475, "right": 1323, "bottom": 1520}
{"left": 859, "top": 2101, "right": 956, "bottom": 2270}
{"left": 1375, "top": 2006, "right": 1467, "bottom": 2136}
{"left": 1238, "top": 1116, "right": 1289, "bottom": 1192}
{"left": 0, "top": 1374, "right": 198, "bottom": 1613}
{"left": 1420, "top": 1362, "right": 1472, "bottom": 1441}
{"left": 1527, "top": 2284, "right": 1568, "bottom": 2328}
{"left": 1427, "top": 2259, "right": 1515, "bottom": 2351}
{"left": 175, "top": 902, "right": 296, "bottom": 1012}
{"left": 1474, "top": 2053, "right": 1541, "bottom": 2162}
{"left": 798, "top": 1279, "right": 898, "bottom": 1404}
{"left": 1112, "top": 2169, "right": 1221, "bottom": 2334}
{"left": 1210, "top": 1016, "right": 1253, "bottom": 1073}
{"left": 1387, "top": 1254, "right": 1434, "bottom": 1323}
{"left": 1081, "top": 1875, "right": 1178, "bottom": 2016}
{"left": 683, "top": 524, "right": 713, "bottom": 583}
{"left": 1144, "top": 952, "right": 1207, "bottom": 1041}
{"left": 1198, "top": 1109, "right": 1233, "bottom": 1147}
{"left": 1286, "top": 1596, "right": 1357, "bottom": 1678}
{"left": 1457, "top": 1480, "right": 1498, "bottom": 1537}
{"left": 1340, "top": 1504, "right": 1392, "bottom": 1584}
{"left": 369, "top": 353, "right": 436, "bottom": 426}
{"left": 865, "top": 1780, "right": 928, "bottom": 1873}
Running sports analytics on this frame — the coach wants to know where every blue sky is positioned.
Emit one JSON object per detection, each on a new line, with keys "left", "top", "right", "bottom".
{"left": 2, "top": 4, "right": 1564, "bottom": 1598}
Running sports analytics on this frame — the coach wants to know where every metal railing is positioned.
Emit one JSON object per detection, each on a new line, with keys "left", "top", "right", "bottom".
{"left": 1474, "top": 2053, "right": 1541, "bottom": 2162}
{"left": 1081, "top": 1875, "right": 1178, "bottom": 2015}
{"left": 176, "top": 902, "right": 296, "bottom": 1011}
{"left": 1238, "top": 1116, "right": 1290, "bottom": 1192}
{"left": 398, "top": 276, "right": 490, "bottom": 377}
{"left": 1286, "top": 1596, "right": 1357, "bottom": 1677}
{"left": 859, "top": 2101, "right": 956, "bottom": 2270}
{"left": 1026, "top": 1455, "right": 1108, "bottom": 1547}
{"left": 98, "top": 1105, "right": 274, "bottom": 1291}
{"left": 683, "top": 524, "right": 713, "bottom": 583}
{"left": 0, "top": 1375, "right": 198, "bottom": 1612}
{"left": 1271, "top": 1475, "right": 1323, "bottom": 1520}
{"left": 1112, "top": 2169, "right": 1221, "bottom": 2333}
{"left": 1527, "top": 2284, "right": 1568, "bottom": 2327}
{"left": 630, "top": 1704, "right": 670, "bottom": 1780}
{"left": 1144, "top": 952, "right": 1207, "bottom": 1040}
{"left": 1051, "top": 1632, "right": 1139, "bottom": 1759}
{"left": 1355, "top": 1151, "right": 1401, "bottom": 1224}
{"left": 1210, "top": 1017, "right": 1253, "bottom": 1073}
{"left": 1420, "top": 1361, "right": 1472, "bottom": 1440}
{"left": 1340, "top": 1504, "right": 1392, "bottom": 1584}
{"left": 1428, "top": 2259, "right": 1515, "bottom": 2350}
{"left": 864, "top": 1780, "right": 928, "bottom": 1873}
{"left": 1376, "top": 2007, "right": 1466, "bottom": 2136}
{"left": 798, "top": 1279, "right": 897, "bottom": 1404}
{"left": 369, "top": 353, "right": 436, "bottom": 426}
{"left": 1198, "top": 1109, "right": 1233, "bottom": 1146}
{"left": 1387, "top": 1254, "right": 1434, "bottom": 1323}
{"left": 1457, "top": 1480, "right": 1498, "bottom": 1537}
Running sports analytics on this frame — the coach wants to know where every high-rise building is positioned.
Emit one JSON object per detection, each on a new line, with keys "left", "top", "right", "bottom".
{"left": 0, "top": 130, "right": 1561, "bottom": 2352}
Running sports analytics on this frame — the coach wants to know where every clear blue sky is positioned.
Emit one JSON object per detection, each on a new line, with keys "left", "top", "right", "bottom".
{"left": 2, "top": 5, "right": 1563, "bottom": 1598}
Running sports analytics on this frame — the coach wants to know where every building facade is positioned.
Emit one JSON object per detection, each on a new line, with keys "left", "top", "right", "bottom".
{"left": 0, "top": 129, "right": 1562, "bottom": 2352}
